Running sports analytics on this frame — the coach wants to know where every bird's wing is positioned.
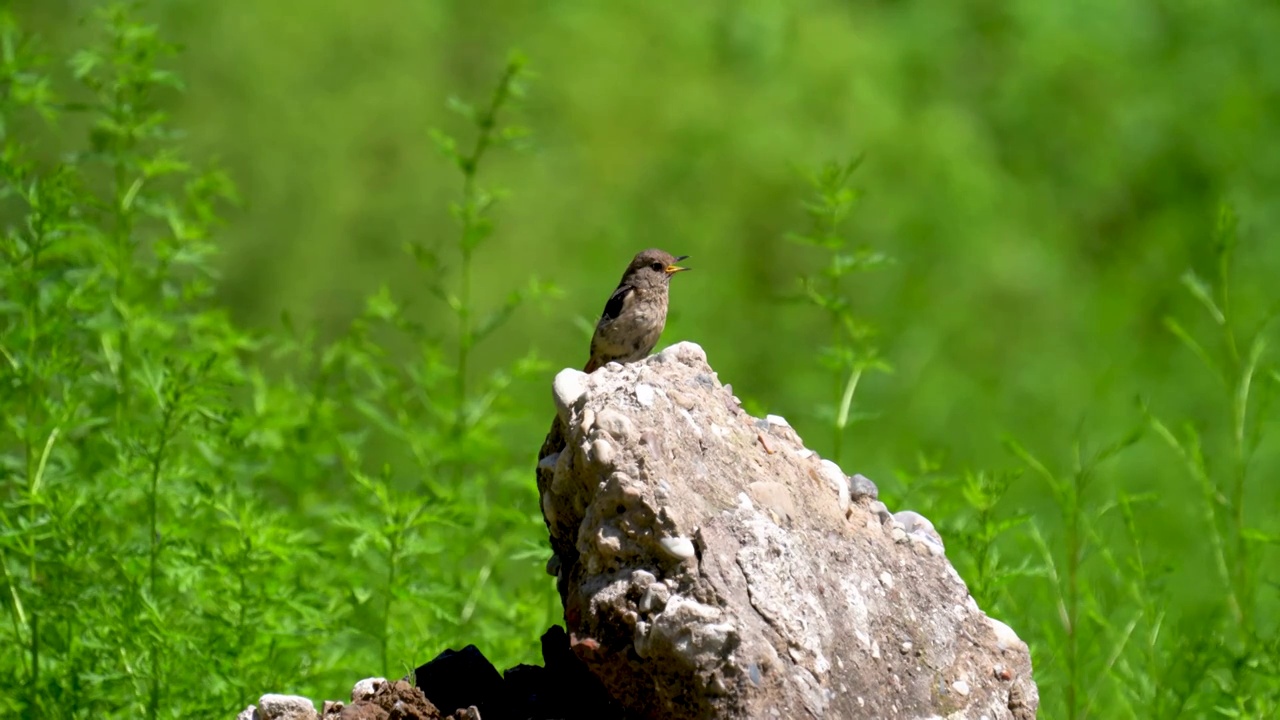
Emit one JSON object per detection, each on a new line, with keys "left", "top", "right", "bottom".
{"left": 599, "top": 283, "right": 635, "bottom": 323}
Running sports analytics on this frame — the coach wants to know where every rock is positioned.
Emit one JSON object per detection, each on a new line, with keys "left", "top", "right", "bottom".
{"left": 817, "top": 459, "right": 852, "bottom": 513}
{"left": 351, "top": 678, "right": 386, "bottom": 703}
{"left": 552, "top": 369, "right": 589, "bottom": 422}
{"left": 257, "top": 694, "right": 318, "bottom": 720}
{"left": 414, "top": 646, "right": 505, "bottom": 719}
{"left": 540, "top": 341, "right": 1039, "bottom": 718}
{"left": 237, "top": 706, "right": 259, "bottom": 720}
{"left": 849, "top": 473, "right": 879, "bottom": 500}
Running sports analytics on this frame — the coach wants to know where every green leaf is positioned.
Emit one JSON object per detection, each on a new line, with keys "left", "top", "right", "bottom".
{"left": 1180, "top": 270, "right": 1225, "bottom": 325}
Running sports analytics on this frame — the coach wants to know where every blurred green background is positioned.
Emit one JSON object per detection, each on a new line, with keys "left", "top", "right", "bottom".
{"left": 15, "top": 0, "right": 1280, "bottom": 711}
{"left": 30, "top": 0, "right": 1280, "bottom": 620}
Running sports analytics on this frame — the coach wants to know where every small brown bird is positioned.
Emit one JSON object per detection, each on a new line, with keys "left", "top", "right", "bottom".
{"left": 583, "top": 248, "right": 690, "bottom": 373}
{"left": 537, "top": 249, "right": 690, "bottom": 492}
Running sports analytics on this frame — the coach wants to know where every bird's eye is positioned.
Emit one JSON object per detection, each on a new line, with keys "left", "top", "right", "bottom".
{"left": 650, "top": 261, "right": 664, "bottom": 271}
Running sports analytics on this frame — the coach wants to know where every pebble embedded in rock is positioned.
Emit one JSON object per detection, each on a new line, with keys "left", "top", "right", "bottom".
{"left": 818, "top": 459, "right": 851, "bottom": 513}
{"left": 591, "top": 438, "right": 615, "bottom": 466}
{"left": 987, "top": 616, "right": 1026, "bottom": 651}
{"left": 552, "top": 369, "right": 589, "bottom": 420}
{"left": 849, "top": 473, "right": 879, "bottom": 500}
{"left": 657, "top": 340, "right": 708, "bottom": 367}
{"left": 952, "top": 679, "right": 971, "bottom": 696}
{"left": 594, "top": 407, "right": 636, "bottom": 442}
{"left": 536, "top": 451, "right": 560, "bottom": 471}
{"left": 635, "top": 383, "right": 655, "bottom": 407}
{"left": 640, "top": 583, "right": 670, "bottom": 613}
{"left": 894, "top": 510, "right": 944, "bottom": 548}
{"left": 658, "top": 535, "right": 696, "bottom": 560}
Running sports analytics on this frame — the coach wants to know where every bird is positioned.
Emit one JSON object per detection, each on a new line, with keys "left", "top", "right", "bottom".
{"left": 537, "top": 248, "right": 690, "bottom": 487}
{"left": 582, "top": 248, "right": 690, "bottom": 373}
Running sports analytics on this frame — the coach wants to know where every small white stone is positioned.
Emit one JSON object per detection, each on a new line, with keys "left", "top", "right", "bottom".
{"left": 900, "top": 641, "right": 913, "bottom": 654}
{"left": 891, "top": 528, "right": 908, "bottom": 543}
{"left": 951, "top": 679, "right": 971, "bottom": 696}
{"left": 879, "top": 572, "right": 894, "bottom": 589}
{"left": 350, "top": 678, "right": 385, "bottom": 702}
{"left": 634, "top": 383, "right": 655, "bottom": 407}
{"left": 796, "top": 448, "right": 814, "bottom": 459}
{"left": 987, "top": 616, "right": 1026, "bottom": 650}
{"left": 552, "top": 369, "right": 588, "bottom": 421}
{"left": 766, "top": 414, "right": 791, "bottom": 428}
{"left": 871, "top": 640, "right": 881, "bottom": 659}
{"left": 257, "top": 694, "right": 317, "bottom": 720}
{"left": 819, "top": 459, "right": 851, "bottom": 513}
{"left": 236, "top": 706, "right": 258, "bottom": 720}
{"left": 659, "top": 535, "right": 696, "bottom": 560}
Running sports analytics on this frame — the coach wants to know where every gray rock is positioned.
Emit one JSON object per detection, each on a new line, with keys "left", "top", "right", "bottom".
{"left": 849, "top": 473, "right": 879, "bottom": 500}
{"left": 236, "top": 707, "right": 258, "bottom": 720}
{"left": 540, "top": 341, "right": 1039, "bottom": 719}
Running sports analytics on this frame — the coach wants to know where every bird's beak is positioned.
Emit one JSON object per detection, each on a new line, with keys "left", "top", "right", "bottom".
{"left": 665, "top": 255, "right": 691, "bottom": 274}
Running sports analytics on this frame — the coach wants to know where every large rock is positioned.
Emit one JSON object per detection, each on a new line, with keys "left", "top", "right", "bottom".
{"left": 539, "top": 342, "right": 1039, "bottom": 719}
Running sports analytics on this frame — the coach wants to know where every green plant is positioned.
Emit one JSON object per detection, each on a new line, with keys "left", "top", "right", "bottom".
{"left": 785, "top": 158, "right": 892, "bottom": 463}
{"left": 0, "top": 5, "right": 559, "bottom": 717}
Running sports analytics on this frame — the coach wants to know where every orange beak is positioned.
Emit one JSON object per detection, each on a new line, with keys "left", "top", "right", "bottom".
{"left": 665, "top": 255, "right": 690, "bottom": 274}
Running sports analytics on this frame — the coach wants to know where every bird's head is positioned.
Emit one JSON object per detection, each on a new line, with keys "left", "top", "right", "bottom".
{"left": 623, "top": 248, "right": 690, "bottom": 288}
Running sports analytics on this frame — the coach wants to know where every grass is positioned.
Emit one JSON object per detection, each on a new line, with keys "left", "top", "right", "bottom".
{"left": 2, "top": 3, "right": 1279, "bottom": 719}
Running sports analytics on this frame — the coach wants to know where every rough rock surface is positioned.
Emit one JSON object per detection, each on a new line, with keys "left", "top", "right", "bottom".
{"left": 539, "top": 341, "right": 1039, "bottom": 719}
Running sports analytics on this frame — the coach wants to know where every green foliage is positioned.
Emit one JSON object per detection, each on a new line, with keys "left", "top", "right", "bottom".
{"left": 786, "top": 159, "right": 892, "bottom": 463}
{"left": 1, "top": 5, "right": 555, "bottom": 717}
{"left": 868, "top": 211, "right": 1280, "bottom": 718}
